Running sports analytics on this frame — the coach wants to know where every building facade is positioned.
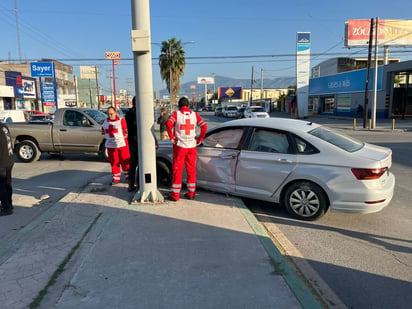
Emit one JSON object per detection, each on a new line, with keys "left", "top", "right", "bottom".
{"left": 308, "top": 58, "right": 412, "bottom": 119}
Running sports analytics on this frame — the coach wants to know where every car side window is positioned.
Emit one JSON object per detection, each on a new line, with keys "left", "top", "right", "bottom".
{"left": 248, "top": 129, "right": 290, "bottom": 154}
{"left": 293, "top": 135, "right": 319, "bottom": 154}
{"left": 203, "top": 128, "right": 243, "bottom": 149}
{"left": 63, "top": 110, "right": 83, "bottom": 127}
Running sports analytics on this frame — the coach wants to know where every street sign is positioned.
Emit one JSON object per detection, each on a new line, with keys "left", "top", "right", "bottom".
{"left": 105, "top": 51, "right": 121, "bottom": 60}
{"left": 30, "top": 62, "right": 54, "bottom": 77}
{"left": 113, "top": 61, "right": 121, "bottom": 65}
{"left": 190, "top": 85, "right": 196, "bottom": 89}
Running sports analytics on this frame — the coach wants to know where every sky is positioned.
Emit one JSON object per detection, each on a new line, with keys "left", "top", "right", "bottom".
{"left": 1, "top": 0, "right": 412, "bottom": 96}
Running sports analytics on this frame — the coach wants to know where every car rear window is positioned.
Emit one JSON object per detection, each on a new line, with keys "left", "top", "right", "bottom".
{"left": 309, "top": 126, "right": 364, "bottom": 152}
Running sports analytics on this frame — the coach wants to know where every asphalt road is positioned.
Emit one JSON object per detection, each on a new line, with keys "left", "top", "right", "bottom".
{"left": 239, "top": 121, "right": 412, "bottom": 308}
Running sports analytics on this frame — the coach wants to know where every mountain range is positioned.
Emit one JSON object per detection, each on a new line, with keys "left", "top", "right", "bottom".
{"left": 157, "top": 75, "right": 296, "bottom": 97}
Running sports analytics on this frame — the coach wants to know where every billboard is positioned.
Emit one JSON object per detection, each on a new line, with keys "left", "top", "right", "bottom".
{"left": 218, "top": 87, "right": 242, "bottom": 100}
{"left": 345, "top": 19, "right": 412, "bottom": 47}
{"left": 80, "top": 66, "right": 98, "bottom": 79}
{"left": 197, "top": 77, "right": 215, "bottom": 84}
{"left": 5, "top": 71, "right": 23, "bottom": 99}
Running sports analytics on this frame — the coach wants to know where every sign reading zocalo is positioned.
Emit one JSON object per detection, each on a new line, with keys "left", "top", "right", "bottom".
{"left": 30, "top": 62, "right": 54, "bottom": 77}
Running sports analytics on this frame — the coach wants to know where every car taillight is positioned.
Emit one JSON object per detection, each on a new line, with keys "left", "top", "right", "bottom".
{"left": 351, "top": 167, "right": 388, "bottom": 180}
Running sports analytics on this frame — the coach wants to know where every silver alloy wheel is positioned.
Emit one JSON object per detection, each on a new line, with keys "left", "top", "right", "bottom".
{"left": 19, "top": 144, "right": 34, "bottom": 160}
{"left": 284, "top": 181, "right": 327, "bottom": 221}
{"left": 288, "top": 188, "right": 320, "bottom": 217}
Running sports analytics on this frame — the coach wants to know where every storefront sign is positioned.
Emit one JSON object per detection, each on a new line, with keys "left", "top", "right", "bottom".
{"left": 31, "top": 62, "right": 54, "bottom": 77}
{"left": 41, "top": 81, "right": 57, "bottom": 106}
{"left": 309, "top": 67, "right": 383, "bottom": 95}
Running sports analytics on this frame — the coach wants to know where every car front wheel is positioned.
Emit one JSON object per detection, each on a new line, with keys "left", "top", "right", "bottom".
{"left": 16, "top": 140, "right": 41, "bottom": 163}
{"left": 283, "top": 181, "right": 328, "bottom": 221}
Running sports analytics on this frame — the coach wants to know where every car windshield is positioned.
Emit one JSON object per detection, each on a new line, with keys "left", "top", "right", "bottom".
{"left": 84, "top": 109, "right": 107, "bottom": 125}
{"left": 228, "top": 106, "right": 237, "bottom": 111}
{"left": 309, "top": 126, "right": 364, "bottom": 152}
{"left": 251, "top": 107, "right": 265, "bottom": 112}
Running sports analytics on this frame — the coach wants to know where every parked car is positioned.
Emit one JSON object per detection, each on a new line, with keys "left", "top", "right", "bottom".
{"left": 7, "top": 108, "right": 108, "bottom": 162}
{"left": 0, "top": 110, "right": 27, "bottom": 123}
{"left": 99, "top": 108, "right": 125, "bottom": 118}
{"left": 156, "top": 118, "right": 395, "bottom": 221}
{"left": 236, "top": 107, "right": 246, "bottom": 119}
{"left": 214, "top": 107, "right": 223, "bottom": 117}
{"left": 223, "top": 105, "right": 238, "bottom": 118}
{"left": 243, "top": 106, "right": 270, "bottom": 118}
{"left": 29, "top": 114, "right": 55, "bottom": 123}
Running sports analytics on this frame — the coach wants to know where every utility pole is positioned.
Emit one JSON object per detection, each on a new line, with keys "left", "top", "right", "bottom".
{"left": 88, "top": 79, "right": 93, "bottom": 108}
{"left": 260, "top": 68, "right": 263, "bottom": 102}
{"left": 249, "top": 65, "right": 254, "bottom": 106}
{"left": 14, "top": 0, "right": 22, "bottom": 62}
{"left": 95, "top": 65, "right": 100, "bottom": 110}
{"left": 363, "top": 18, "right": 374, "bottom": 129}
{"left": 372, "top": 17, "right": 379, "bottom": 129}
{"left": 131, "top": 0, "right": 163, "bottom": 202}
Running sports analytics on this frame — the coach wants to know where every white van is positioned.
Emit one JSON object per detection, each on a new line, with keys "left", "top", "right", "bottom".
{"left": 0, "top": 110, "right": 27, "bottom": 123}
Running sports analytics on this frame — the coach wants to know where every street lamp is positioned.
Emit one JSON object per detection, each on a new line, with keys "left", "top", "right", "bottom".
{"left": 212, "top": 73, "right": 216, "bottom": 103}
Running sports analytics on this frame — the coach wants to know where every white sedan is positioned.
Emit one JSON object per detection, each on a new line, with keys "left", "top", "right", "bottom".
{"left": 243, "top": 106, "right": 269, "bottom": 118}
{"left": 156, "top": 118, "right": 395, "bottom": 221}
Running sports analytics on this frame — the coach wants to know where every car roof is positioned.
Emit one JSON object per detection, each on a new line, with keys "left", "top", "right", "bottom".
{"left": 213, "top": 118, "right": 321, "bottom": 134}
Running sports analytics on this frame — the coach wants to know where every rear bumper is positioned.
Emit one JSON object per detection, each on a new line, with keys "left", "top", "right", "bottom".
{"left": 329, "top": 173, "right": 395, "bottom": 214}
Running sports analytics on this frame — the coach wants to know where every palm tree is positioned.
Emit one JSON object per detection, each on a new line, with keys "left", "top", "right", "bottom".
{"left": 158, "top": 38, "right": 186, "bottom": 105}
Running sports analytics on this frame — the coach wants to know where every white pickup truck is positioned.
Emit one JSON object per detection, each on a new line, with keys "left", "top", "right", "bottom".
{"left": 7, "top": 108, "right": 108, "bottom": 162}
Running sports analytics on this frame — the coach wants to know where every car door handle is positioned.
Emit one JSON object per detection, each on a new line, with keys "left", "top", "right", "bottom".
{"left": 60, "top": 129, "right": 67, "bottom": 132}
{"left": 220, "top": 154, "right": 237, "bottom": 159}
{"left": 276, "top": 158, "right": 293, "bottom": 163}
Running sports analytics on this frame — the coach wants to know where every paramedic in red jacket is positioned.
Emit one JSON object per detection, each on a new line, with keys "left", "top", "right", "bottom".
{"left": 101, "top": 106, "right": 130, "bottom": 184}
{"left": 166, "top": 97, "right": 207, "bottom": 201}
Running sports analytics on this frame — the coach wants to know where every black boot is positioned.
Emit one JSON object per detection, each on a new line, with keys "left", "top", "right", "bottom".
{"left": 127, "top": 179, "right": 136, "bottom": 192}
{"left": 0, "top": 207, "right": 13, "bottom": 216}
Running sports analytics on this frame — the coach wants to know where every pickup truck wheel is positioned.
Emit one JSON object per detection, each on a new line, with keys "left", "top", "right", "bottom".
{"left": 16, "top": 140, "right": 41, "bottom": 163}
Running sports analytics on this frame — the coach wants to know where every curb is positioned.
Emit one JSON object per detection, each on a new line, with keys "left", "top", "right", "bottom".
{"left": 232, "top": 197, "right": 323, "bottom": 309}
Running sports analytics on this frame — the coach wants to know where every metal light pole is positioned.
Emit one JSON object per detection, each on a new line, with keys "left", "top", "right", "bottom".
{"left": 212, "top": 73, "right": 216, "bottom": 102}
{"left": 372, "top": 17, "right": 379, "bottom": 129}
{"left": 131, "top": 0, "right": 163, "bottom": 202}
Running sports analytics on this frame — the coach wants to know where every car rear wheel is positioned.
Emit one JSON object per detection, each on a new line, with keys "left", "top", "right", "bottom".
{"left": 156, "top": 160, "right": 172, "bottom": 187}
{"left": 283, "top": 181, "right": 328, "bottom": 221}
{"left": 16, "top": 140, "right": 41, "bottom": 163}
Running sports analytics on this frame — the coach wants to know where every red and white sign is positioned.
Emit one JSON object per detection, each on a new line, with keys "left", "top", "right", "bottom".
{"left": 345, "top": 19, "right": 412, "bottom": 47}
{"left": 113, "top": 61, "right": 121, "bottom": 65}
{"left": 190, "top": 85, "right": 196, "bottom": 89}
{"left": 105, "top": 51, "right": 121, "bottom": 60}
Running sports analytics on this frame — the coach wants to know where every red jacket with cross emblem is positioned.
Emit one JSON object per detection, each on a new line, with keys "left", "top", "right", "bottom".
{"left": 166, "top": 106, "right": 207, "bottom": 148}
{"left": 101, "top": 116, "right": 128, "bottom": 149}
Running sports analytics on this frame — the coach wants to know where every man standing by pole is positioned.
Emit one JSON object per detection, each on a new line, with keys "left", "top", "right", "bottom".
{"left": 166, "top": 97, "right": 207, "bottom": 201}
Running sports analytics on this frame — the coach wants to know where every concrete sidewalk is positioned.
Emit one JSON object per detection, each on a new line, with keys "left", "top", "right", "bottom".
{"left": 0, "top": 175, "right": 321, "bottom": 309}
